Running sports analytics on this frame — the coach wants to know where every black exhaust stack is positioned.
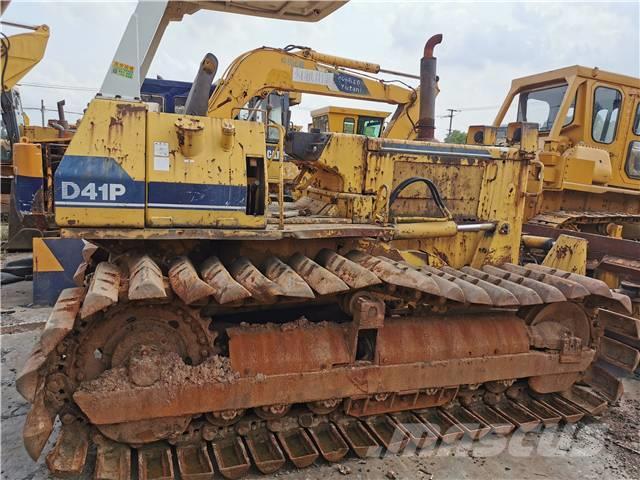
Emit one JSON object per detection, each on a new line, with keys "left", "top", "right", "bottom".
{"left": 185, "top": 53, "right": 219, "bottom": 116}
{"left": 416, "top": 34, "right": 443, "bottom": 141}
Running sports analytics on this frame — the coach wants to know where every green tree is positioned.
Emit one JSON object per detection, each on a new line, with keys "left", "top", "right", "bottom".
{"left": 444, "top": 130, "right": 467, "bottom": 144}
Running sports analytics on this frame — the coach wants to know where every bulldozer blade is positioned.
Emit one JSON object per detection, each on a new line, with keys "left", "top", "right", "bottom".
{"left": 599, "top": 336, "right": 640, "bottom": 372}
{"left": 532, "top": 394, "right": 584, "bottom": 423}
{"left": 45, "top": 422, "right": 90, "bottom": 477}
{"left": 315, "top": 249, "right": 381, "bottom": 289}
{"left": 288, "top": 253, "right": 349, "bottom": 295}
{"left": 390, "top": 411, "right": 438, "bottom": 449}
{"left": 442, "top": 266, "right": 519, "bottom": 306}
{"left": 582, "top": 362, "right": 624, "bottom": 403}
{"left": 264, "top": 257, "right": 315, "bottom": 299}
{"left": 211, "top": 437, "right": 251, "bottom": 480}
{"left": 461, "top": 266, "right": 543, "bottom": 306}
{"left": 16, "top": 287, "right": 84, "bottom": 402}
{"left": 440, "top": 405, "right": 491, "bottom": 440}
{"left": 501, "top": 263, "right": 589, "bottom": 299}
{"left": 200, "top": 256, "right": 251, "bottom": 304}
{"left": 138, "top": 444, "right": 175, "bottom": 480}
{"left": 525, "top": 264, "right": 613, "bottom": 298}
{"left": 94, "top": 438, "right": 131, "bottom": 480}
{"left": 128, "top": 254, "right": 167, "bottom": 301}
{"left": 175, "top": 444, "right": 215, "bottom": 480}
{"left": 245, "top": 430, "right": 285, "bottom": 474}
{"left": 22, "top": 385, "right": 55, "bottom": 461}
{"left": 465, "top": 403, "right": 515, "bottom": 436}
{"left": 481, "top": 265, "right": 566, "bottom": 303}
{"left": 491, "top": 400, "right": 540, "bottom": 432}
{"left": 276, "top": 428, "right": 319, "bottom": 468}
{"left": 414, "top": 409, "right": 464, "bottom": 444}
{"left": 229, "top": 257, "right": 283, "bottom": 303}
{"left": 346, "top": 251, "right": 440, "bottom": 295}
{"left": 80, "top": 262, "right": 121, "bottom": 318}
{"left": 365, "top": 415, "right": 409, "bottom": 453}
{"left": 169, "top": 257, "right": 215, "bottom": 305}
{"left": 421, "top": 265, "right": 492, "bottom": 305}
{"left": 559, "top": 385, "right": 608, "bottom": 416}
{"left": 336, "top": 419, "right": 381, "bottom": 458}
{"left": 308, "top": 422, "right": 349, "bottom": 462}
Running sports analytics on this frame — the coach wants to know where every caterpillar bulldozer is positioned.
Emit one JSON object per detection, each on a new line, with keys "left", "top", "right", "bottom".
{"left": 16, "top": 1, "right": 636, "bottom": 478}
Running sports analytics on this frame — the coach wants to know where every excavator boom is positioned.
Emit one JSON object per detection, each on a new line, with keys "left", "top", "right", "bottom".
{"left": 0, "top": 22, "right": 50, "bottom": 91}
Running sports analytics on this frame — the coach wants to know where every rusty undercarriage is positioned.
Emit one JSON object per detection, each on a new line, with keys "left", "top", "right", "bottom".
{"left": 16, "top": 242, "right": 634, "bottom": 479}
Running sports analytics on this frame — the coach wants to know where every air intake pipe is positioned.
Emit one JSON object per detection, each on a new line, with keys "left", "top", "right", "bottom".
{"left": 416, "top": 34, "right": 443, "bottom": 141}
{"left": 185, "top": 53, "right": 218, "bottom": 116}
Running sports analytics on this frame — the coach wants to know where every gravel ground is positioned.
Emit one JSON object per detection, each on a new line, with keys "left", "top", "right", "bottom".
{"left": 1, "top": 271, "right": 639, "bottom": 480}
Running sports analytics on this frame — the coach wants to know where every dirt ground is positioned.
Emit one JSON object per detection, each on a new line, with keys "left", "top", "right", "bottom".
{"left": 1, "top": 277, "right": 639, "bottom": 480}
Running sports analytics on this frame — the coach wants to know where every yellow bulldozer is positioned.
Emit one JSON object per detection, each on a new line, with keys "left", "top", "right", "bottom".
{"left": 16, "top": 1, "right": 636, "bottom": 479}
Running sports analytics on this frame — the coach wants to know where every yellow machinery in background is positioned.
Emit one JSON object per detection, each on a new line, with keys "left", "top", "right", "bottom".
{"left": 309, "top": 106, "right": 390, "bottom": 137}
{"left": 466, "top": 66, "right": 639, "bottom": 306}
{"left": 1, "top": 16, "right": 76, "bottom": 249}
{"left": 16, "top": 1, "right": 636, "bottom": 476}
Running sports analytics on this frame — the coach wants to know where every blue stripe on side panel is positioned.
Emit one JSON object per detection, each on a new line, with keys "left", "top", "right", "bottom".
{"left": 147, "top": 182, "right": 246, "bottom": 211}
{"left": 54, "top": 155, "right": 145, "bottom": 209}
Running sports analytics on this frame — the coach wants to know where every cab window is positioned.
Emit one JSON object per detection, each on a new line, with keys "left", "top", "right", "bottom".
{"left": 626, "top": 141, "right": 640, "bottom": 179}
{"left": 343, "top": 117, "right": 355, "bottom": 134}
{"left": 357, "top": 116, "right": 384, "bottom": 137}
{"left": 633, "top": 102, "right": 640, "bottom": 135}
{"left": 516, "top": 84, "right": 574, "bottom": 131}
{"left": 312, "top": 115, "right": 329, "bottom": 132}
{"left": 592, "top": 86, "right": 622, "bottom": 144}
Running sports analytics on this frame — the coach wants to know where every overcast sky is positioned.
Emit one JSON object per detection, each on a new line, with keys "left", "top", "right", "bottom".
{"left": 4, "top": 0, "right": 639, "bottom": 139}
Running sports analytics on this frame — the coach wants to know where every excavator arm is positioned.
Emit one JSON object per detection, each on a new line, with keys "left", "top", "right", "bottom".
{"left": 206, "top": 46, "right": 420, "bottom": 139}
{"left": 0, "top": 23, "right": 50, "bottom": 91}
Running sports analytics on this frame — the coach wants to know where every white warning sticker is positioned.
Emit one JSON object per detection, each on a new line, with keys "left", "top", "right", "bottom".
{"left": 292, "top": 67, "right": 336, "bottom": 89}
{"left": 153, "top": 141, "right": 170, "bottom": 172}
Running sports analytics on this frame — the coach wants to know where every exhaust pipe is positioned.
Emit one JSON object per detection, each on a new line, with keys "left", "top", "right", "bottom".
{"left": 416, "top": 34, "right": 443, "bottom": 141}
{"left": 56, "top": 100, "right": 68, "bottom": 130}
{"left": 185, "top": 53, "right": 219, "bottom": 116}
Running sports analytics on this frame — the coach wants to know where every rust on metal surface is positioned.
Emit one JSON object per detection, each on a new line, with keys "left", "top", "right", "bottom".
{"left": 336, "top": 419, "right": 380, "bottom": 458}
{"left": 421, "top": 265, "right": 492, "bottom": 305}
{"left": 491, "top": 400, "right": 540, "bottom": 432}
{"left": 308, "top": 422, "right": 349, "bottom": 462}
{"left": 80, "top": 261, "right": 121, "bottom": 318}
{"left": 245, "top": 430, "right": 285, "bottom": 474}
{"left": 442, "top": 266, "right": 519, "bottom": 306}
{"left": 583, "top": 363, "right": 624, "bottom": 403}
{"left": 440, "top": 405, "right": 491, "bottom": 440}
{"left": 501, "top": 263, "right": 589, "bottom": 299}
{"left": 599, "top": 336, "right": 640, "bottom": 372}
{"left": 481, "top": 265, "right": 566, "bottom": 303}
{"left": 228, "top": 257, "right": 283, "bottom": 303}
{"left": 45, "top": 423, "right": 89, "bottom": 478}
{"left": 200, "top": 256, "right": 251, "bottom": 304}
{"left": 365, "top": 415, "right": 409, "bottom": 453}
{"left": 287, "top": 253, "right": 349, "bottom": 295}
{"left": 460, "top": 266, "right": 543, "bottom": 305}
{"left": 376, "top": 315, "right": 530, "bottom": 365}
{"left": 414, "top": 409, "right": 464, "bottom": 444}
{"left": 559, "top": 385, "right": 608, "bottom": 416}
{"left": 169, "top": 257, "right": 215, "bottom": 305}
{"left": 138, "top": 444, "right": 175, "bottom": 480}
{"left": 128, "top": 254, "right": 167, "bottom": 300}
{"left": 277, "top": 428, "right": 319, "bottom": 468}
{"left": 16, "top": 287, "right": 84, "bottom": 402}
{"left": 94, "top": 437, "right": 131, "bottom": 480}
{"left": 72, "top": 350, "right": 594, "bottom": 425}
{"left": 228, "top": 319, "right": 351, "bottom": 376}
{"left": 315, "top": 249, "right": 381, "bottom": 289}
{"left": 22, "top": 385, "right": 55, "bottom": 461}
{"left": 211, "top": 436, "right": 251, "bottom": 480}
{"left": 263, "top": 256, "right": 315, "bottom": 299}
{"left": 175, "top": 443, "right": 215, "bottom": 480}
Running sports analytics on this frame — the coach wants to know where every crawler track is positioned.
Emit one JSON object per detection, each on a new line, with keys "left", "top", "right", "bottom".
{"left": 16, "top": 248, "right": 636, "bottom": 478}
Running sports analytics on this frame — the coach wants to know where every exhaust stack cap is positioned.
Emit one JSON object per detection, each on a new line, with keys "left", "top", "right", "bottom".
{"left": 417, "top": 34, "right": 443, "bottom": 141}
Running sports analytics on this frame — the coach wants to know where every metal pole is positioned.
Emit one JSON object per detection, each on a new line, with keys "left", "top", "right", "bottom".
{"left": 40, "top": 99, "right": 45, "bottom": 126}
{"left": 445, "top": 108, "right": 461, "bottom": 136}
